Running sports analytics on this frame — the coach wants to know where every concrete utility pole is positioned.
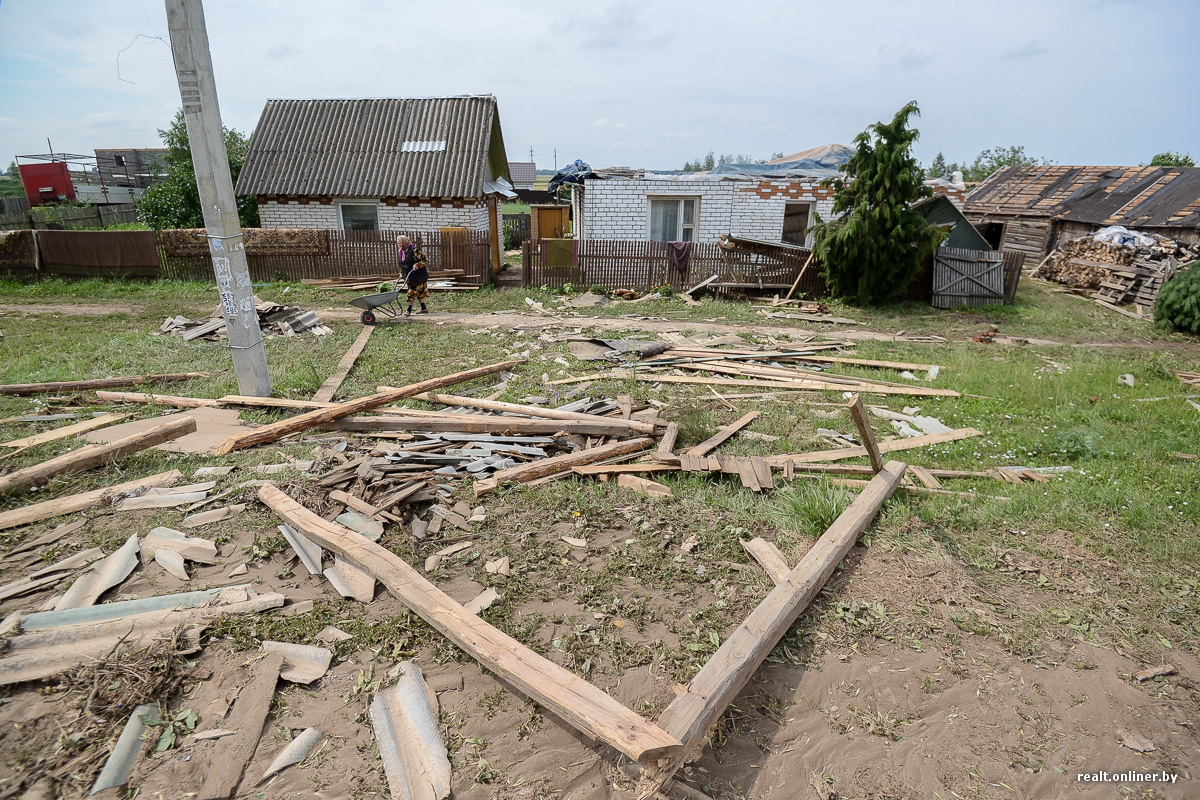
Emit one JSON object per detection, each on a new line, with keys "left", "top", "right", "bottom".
{"left": 164, "top": 0, "right": 271, "bottom": 396}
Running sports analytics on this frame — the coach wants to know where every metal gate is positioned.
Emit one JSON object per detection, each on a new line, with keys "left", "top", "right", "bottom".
{"left": 932, "top": 246, "right": 1006, "bottom": 308}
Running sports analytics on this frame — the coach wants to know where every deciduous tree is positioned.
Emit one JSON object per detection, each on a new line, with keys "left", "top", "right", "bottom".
{"left": 136, "top": 110, "right": 258, "bottom": 230}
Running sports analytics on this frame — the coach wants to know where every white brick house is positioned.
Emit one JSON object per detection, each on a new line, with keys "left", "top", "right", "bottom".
{"left": 571, "top": 172, "right": 837, "bottom": 245}
{"left": 566, "top": 144, "right": 966, "bottom": 245}
{"left": 236, "top": 97, "right": 513, "bottom": 236}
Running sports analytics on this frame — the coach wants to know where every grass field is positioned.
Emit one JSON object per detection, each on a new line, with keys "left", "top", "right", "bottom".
{"left": 0, "top": 276, "right": 1197, "bottom": 798}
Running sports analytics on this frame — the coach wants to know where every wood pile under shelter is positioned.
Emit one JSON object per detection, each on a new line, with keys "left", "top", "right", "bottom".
{"left": 1032, "top": 226, "right": 1199, "bottom": 318}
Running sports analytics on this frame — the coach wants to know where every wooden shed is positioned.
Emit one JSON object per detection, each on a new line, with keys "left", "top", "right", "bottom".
{"left": 963, "top": 165, "right": 1200, "bottom": 260}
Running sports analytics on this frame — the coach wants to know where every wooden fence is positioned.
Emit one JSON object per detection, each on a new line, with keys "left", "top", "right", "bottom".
{"left": 521, "top": 238, "right": 827, "bottom": 295}
{"left": 502, "top": 213, "right": 530, "bottom": 249}
{"left": 0, "top": 203, "right": 139, "bottom": 232}
{"left": 0, "top": 227, "right": 491, "bottom": 284}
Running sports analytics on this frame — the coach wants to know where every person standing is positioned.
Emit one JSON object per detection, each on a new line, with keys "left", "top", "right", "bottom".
{"left": 396, "top": 235, "right": 430, "bottom": 315}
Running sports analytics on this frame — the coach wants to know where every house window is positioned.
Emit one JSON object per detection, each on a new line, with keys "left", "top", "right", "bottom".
{"left": 782, "top": 201, "right": 812, "bottom": 246}
{"left": 340, "top": 204, "right": 378, "bottom": 231}
{"left": 649, "top": 197, "right": 698, "bottom": 242}
{"left": 113, "top": 155, "right": 126, "bottom": 167}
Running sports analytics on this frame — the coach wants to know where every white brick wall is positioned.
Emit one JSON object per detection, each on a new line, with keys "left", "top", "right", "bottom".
{"left": 579, "top": 176, "right": 840, "bottom": 243}
{"left": 258, "top": 198, "right": 489, "bottom": 231}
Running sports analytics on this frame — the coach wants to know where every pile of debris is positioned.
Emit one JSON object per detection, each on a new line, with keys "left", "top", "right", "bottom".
{"left": 0, "top": 339, "right": 1064, "bottom": 797}
{"left": 157, "top": 300, "right": 331, "bottom": 341}
{"left": 1032, "top": 225, "right": 1199, "bottom": 317}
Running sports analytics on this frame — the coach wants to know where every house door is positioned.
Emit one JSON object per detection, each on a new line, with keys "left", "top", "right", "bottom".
{"left": 538, "top": 206, "right": 567, "bottom": 239}
{"left": 782, "top": 202, "right": 811, "bottom": 245}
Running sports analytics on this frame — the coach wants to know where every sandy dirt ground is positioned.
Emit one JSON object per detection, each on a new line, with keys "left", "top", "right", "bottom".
{"left": 2, "top": 507, "right": 1197, "bottom": 799}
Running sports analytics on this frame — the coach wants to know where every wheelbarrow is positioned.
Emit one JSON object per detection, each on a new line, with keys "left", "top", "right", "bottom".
{"left": 348, "top": 277, "right": 410, "bottom": 325}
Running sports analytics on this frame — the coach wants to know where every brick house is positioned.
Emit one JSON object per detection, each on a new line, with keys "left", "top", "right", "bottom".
{"left": 569, "top": 145, "right": 967, "bottom": 245}
{"left": 235, "top": 96, "right": 514, "bottom": 236}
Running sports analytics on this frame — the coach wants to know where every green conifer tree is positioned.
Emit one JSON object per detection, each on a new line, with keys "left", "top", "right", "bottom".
{"left": 809, "top": 102, "right": 943, "bottom": 305}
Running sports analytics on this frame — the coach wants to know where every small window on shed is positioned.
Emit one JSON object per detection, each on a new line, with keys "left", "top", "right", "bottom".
{"left": 113, "top": 155, "right": 126, "bottom": 167}
{"left": 340, "top": 204, "right": 378, "bottom": 232}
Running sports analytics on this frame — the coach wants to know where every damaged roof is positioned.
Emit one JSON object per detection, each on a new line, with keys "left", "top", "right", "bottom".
{"left": 235, "top": 97, "right": 511, "bottom": 199}
{"left": 964, "top": 165, "right": 1200, "bottom": 230}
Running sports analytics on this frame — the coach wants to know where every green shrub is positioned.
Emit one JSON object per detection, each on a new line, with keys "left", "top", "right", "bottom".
{"left": 1154, "top": 262, "right": 1200, "bottom": 335}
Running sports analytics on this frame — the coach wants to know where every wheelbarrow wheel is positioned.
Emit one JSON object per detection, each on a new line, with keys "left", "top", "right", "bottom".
{"left": 360, "top": 310, "right": 376, "bottom": 326}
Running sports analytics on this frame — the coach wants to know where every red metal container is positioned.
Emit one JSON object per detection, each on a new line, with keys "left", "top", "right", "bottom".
{"left": 19, "top": 162, "right": 76, "bottom": 206}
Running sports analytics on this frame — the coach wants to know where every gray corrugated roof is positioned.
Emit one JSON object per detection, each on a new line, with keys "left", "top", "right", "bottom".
{"left": 235, "top": 97, "right": 511, "bottom": 198}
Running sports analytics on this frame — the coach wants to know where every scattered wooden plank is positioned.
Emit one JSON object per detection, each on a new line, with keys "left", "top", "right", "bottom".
{"left": 95, "top": 391, "right": 220, "bottom": 408}
{"left": 555, "top": 371, "right": 959, "bottom": 398}
{"left": 572, "top": 463, "right": 679, "bottom": 476}
{"left": 686, "top": 411, "right": 758, "bottom": 458}
{"left": 0, "top": 373, "right": 212, "bottom": 396}
{"left": 475, "top": 438, "right": 653, "bottom": 496}
{"left": 765, "top": 428, "right": 982, "bottom": 466}
{"left": 736, "top": 458, "right": 760, "bottom": 491}
{"left": 0, "top": 416, "right": 196, "bottom": 496}
{"left": 846, "top": 395, "right": 882, "bottom": 473}
{"left": 616, "top": 474, "right": 672, "bottom": 498}
{"left": 257, "top": 484, "right": 682, "bottom": 764}
{"left": 740, "top": 538, "right": 790, "bottom": 583}
{"left": 1093, "top": 298, "right": 1145, "bottom": 319}
{"left": 214, "top": 360, "right": 523, "bottom": 454}
{"left": 328, "top": 415, "right": 638, "bottom": 437}
{"left": 637, "top": 461, "right": 907, "bottom": 797}
{"left": 0, "top": 469, "right": 182, "bottom": 532}
{"left": 1, "top": 413, "right": 128, "bottom": 449}
{"left": 750, "top": 457, "right": 774, "bottom": 489}
{"left": 908, "top": 465, "right": 942, "bottom": 489}
{"left": 312, "top": 325, "right": 375, "bottom": 403}
{"left": 782, "top": 251, "right": 815, "bottom": 301}
{"left": 198, "top": 653, "right": 285, "bottom": 799}
{"left": 682, "top": 274, "right": 718, "bottom": 298}
{"left": 412, "top": 391, "right": 656, "bottom": 434}
{"left": 652, "top": 422, "right": 680, "bottom": 463}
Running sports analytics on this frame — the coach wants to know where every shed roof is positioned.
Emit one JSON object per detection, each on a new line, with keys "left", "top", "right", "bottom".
{"left": 235, "top": 97, "right": 511, "bottom": 198}
{"left": 507, "top": 161, "right": 537, "bottom": 184}
{"left": 913, "top": 195, "right": 991, "bottom": 251}
{"left": 964, "top": 165, "right": 1200, "bottom": 230}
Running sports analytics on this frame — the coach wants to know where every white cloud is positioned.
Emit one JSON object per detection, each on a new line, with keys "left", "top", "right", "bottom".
{"left": 593, "top": 118, "right": 608, "bottom": 127}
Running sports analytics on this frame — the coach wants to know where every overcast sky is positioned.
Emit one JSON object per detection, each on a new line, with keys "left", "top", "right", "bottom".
{"left": 1, "top": 0, "right": 1197, "bottom": 174}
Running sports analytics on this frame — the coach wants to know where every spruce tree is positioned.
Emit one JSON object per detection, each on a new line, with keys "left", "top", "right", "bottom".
{"left": 809, "top": 101, "right": 942, "bottom": 305}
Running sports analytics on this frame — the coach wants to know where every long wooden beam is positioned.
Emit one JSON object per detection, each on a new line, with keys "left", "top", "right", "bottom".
{"left": 312, "top": 325, "right": 374, "bottom": 403}
{"left": 765, "top": 428, "right": 982, "bottom": 465}
{"left": 411, "top": 391, "right": 657, "bottom": 435}
{"left": 1, "top": 413, "right": 128, "bottom": 449}
{"left": 256, "top": 484, "right": 681, "bottom": 764}
{"left": 637, "top": 461, "right": 907, "bottom": 797}
{"left": 327, "top": 415, "right": 640, "bottom": 437}
{"left": 96, "top": 391, "right": 220, "bottom": 408}
{"left": 0, "top": 470, "right": 183, "bottom": 532}
{"left": 0, "top": 373, "right": 212, "bottom": 396}
{"left": 0, "top": 417, "right": 196, "bottom": 495}
{"left": 474, "top": 438, "right": 654, "bottom": 496}
{"left": 214, "top": 360, "right": 523, "bottom": 454}
{"left": 550, "top": 372, "right": 959, "bottom": 398}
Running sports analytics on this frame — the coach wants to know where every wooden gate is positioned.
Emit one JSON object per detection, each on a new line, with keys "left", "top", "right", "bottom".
{"left": 932, "top": 246, "right": 1006, "bottom": 308}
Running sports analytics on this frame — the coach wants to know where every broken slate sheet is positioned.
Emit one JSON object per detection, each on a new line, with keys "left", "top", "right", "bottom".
{"left": 565, "top": 338, "right": 669, "bottom": 361}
